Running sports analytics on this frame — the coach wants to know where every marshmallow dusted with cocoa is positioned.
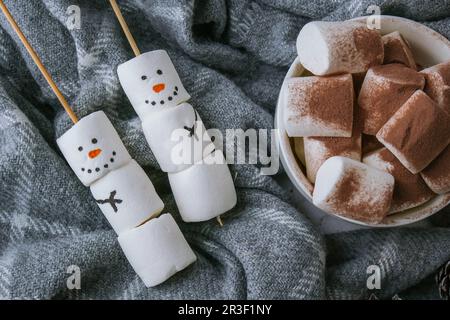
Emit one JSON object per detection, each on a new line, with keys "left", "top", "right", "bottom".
{"left": 421, "top": 60, "right": 450, "bottom": 114}
{"left": 117, "top": 50, "right": 190, "bottom": 119}
{"left": 313, "top": 156, "right": 394, "bottom": 224}
{"left": 90, "top": 160, "right": 164, "bottom": 234}
{"left": 297, "top": 21, "right": 383, "bottom": 76}
{"left": 358, "top": 64, "right": 425, "bottom": 135}
{"left": 382, "top": 31, "right": 417, "bottom": 69}
{"left": 377, "top": 90, "right": 450, "bottom": 174}
{"left": 283, "top": 74, "right": 354, "bottom": 137}
{"left": 363, "top": 148, "right": 434, "bottom": 213}
{"left": 118, "top": 214, "right": 196, "bottom": 287}
{"left": 421, "top": 145, "right": 450, "bottom": 194}
{"left": 304, "top": 131, "right": 361, "bottom": 183}
{"left": 57, "top": 111, "right": 132, "bottom": 186}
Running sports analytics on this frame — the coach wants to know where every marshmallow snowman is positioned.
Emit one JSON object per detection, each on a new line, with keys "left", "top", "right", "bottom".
{"left": 57, "top": 111, "right": 131, "bottom": 187}
{"left": 117, "top": 50, "right": 237, "bottom": 222}
{"left": 57, "top": 111, "right": 196, "bottom": 286}
{"left": 117, "top": 50, "right": 190, "bottom": 118}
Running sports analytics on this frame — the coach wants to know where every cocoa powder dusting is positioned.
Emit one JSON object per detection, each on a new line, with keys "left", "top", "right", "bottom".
{"left": 288, "top": 75, "right": 353, "bottom": 132}
{"left": 362, "top": 134, "right": 384, "bottom": 155}
{"left": 377, "top": 91, "right": 450, "bottom": 172}
{"left": 421, "top": 145, "right": 450, "bottom": 192}
{"left": 383, "top": 35, "right": 415, "bottom": 68}
{"left": 353, "top": 27, "right": 384, "bottom": 68}
{"left": 378, "top": 148, "right": 434, "bottom": 211}
{"left": 328, "top": 168, "right": 391, "bottom": 223}
{"left": 358, "top": 64, "right": 425, "bottom": 135}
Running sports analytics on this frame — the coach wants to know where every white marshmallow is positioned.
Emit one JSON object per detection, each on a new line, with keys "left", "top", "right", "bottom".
{"left": 313, "top": 156, "right": 394, "bottom": 224}
{"left": 141, "top": 103, "right": 213, "bottom": 173}
{"left": 297, "top": 21, "right": 383, "bottom": 76}
{"left": 118, "top": 213, "right": 196, "bottom": 287}
{"left": 57, "top": 111, "right": 132, "bottom": 186}
{"left": 117, "top": 50, "right": 191, "bottom": 119}
{"left": 168, "top": 150, "right": 237, "bottom": 222}
{"left": 90, "top": 160, "right": 164, "bottom": 234}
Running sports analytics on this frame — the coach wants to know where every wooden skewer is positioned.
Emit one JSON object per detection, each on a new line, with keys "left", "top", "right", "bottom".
{"left": 109, "top": 0, "right": 141, "bottom": 57}
{"left": 216, "top": 216, "right": 224, "bottom": 227}
{"left": 109, "top": 0, "right": 227, "bottom": 228}
{"left": 0, "top": 0, "right": 78, "bottom": 124}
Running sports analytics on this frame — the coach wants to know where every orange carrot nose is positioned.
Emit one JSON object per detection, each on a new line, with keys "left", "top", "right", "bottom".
{"left": 152, "top": 83, "right": 165, "bottom": 93}
{"left": 88, "top": 148, "right": 102, "bottom": 159}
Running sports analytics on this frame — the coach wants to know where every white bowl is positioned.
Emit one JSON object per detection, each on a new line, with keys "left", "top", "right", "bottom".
{"left": 275, "top": 15, "right": 450, "bottom": 227}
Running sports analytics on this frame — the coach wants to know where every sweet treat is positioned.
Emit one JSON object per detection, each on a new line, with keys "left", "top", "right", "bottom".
{"left": 57, "top": 111, "right": 132, "bottom": 186}
{"left": 382, "top": 31, "right": 417, "bottom": 69}
{"left": 421, "top": 60, "right": 450, "bottom": 114}
{"left": 421, "top": 145, "right": 450, "bottom": 194}
{"left": 377, "top": 90, "right": 450, "bottom": 174}
{"left": 118, "top": 214, "right": 197, "bottom": 287}
{"left": 358, "top": 63, "right": 425, "bottom": 135}
{"left": 304, "top": 131, "right": 361, "bottom": 183}
{"left": 117, "top": 49, "right": 237, "bottom": 222}
{"left": 117, "top": 50, "right": 190, "bottom": 119}
{"left": 296, "top": 21, "right": 383, "bottom": 75}
{"left": 168, "top": 150, "right": 237, "bottom": 222}
{"left": 90, "top": 160, "right": 164, "bottom": 234}
{"left": 313, "top": 156, "right": 394, "bottom": 224}
{"left": 57, "top": 111, "right": 196, "bottom": 286}
{"left": 362, "top": 134, "right": 384, "bottom": 155}
{"left": 142, "top": 102, "right": 213, "bottom": 173}
{"left": 283, "top": 74, "right": 354, "bottom": 137}
{"left": 363, "top": 148, "right": 434, "bottom": 213}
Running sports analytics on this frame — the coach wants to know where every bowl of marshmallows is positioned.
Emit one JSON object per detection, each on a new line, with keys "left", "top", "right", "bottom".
{"left": 276, "top": 15, "right": 450, "bottom": 227}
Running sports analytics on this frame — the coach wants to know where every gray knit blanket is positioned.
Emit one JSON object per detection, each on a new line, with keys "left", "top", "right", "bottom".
{"left": 0, "top": 0, "right": 449, "bottom": 300}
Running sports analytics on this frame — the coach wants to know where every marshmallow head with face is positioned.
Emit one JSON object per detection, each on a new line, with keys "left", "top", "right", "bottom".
{"left": 57, "top": 111, "right": 132, "bottom": 186}
{"left": 117, "top": 50, "right": 190, "bottom": 119}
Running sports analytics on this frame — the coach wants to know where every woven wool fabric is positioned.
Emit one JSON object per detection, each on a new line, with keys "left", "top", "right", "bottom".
{"left": 0, "top": 0, "right": 449, "bottom": 299}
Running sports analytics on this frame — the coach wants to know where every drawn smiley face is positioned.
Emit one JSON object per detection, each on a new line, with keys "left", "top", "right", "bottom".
{"left": 77, "top": 137, "right": 118, "bottom": 174}
{"left": 140, "top": 69, "right": 181, "bottom": 107}
{"left": 57, "top": 111, "right": 132, "bottom": 186}
{"left": 117, "top": 50, "right": 191, "bottom": 119}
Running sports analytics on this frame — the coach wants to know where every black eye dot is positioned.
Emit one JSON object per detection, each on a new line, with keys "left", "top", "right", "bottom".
{"left": 92, "top": 138, "right": 97, "bottom": 144}
{"left": 173, "top": 91, "right": 178, "bottom": 96}
{"left": 145, "top": 100, "right": 149, "bottom": 104}
{"left": 160, "top": 100, "right": 164, "bottom": 105}
{"left": 110, "top": 158, "right": 114, "bottom": 163}
{"left": 104, "top": 164, "right": 108, "bottom": 168}
{"left": 168, "top": 96, "right": 173, "bottom": 101}
{"left": 141, "top": 75, "right": 147, "bottom": 80}
{"left": 157, "top": 69, "right": 162, "bottom": 75}
{"left": 95, "top": 168, "right": 100, "bottom": 172}
{"left": 211, "top": 136, "right": 216, "bottom": 142}
{"left": 78, "top": 146, "right": 83, "bottom": 151}
{"left": 81, "top": 168, "right": 85, "bottom": 172}
{"left": 151, "top": 101, "right": 156, "bottom": 106}
{"left": 112, "top": 151, "right": 116, "bottom": 156}
{"left": 175, "top": 86, "right": 178, "bottom": 91}
{"left": 87, "top": 169, "right": 92, "bottom": 173}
